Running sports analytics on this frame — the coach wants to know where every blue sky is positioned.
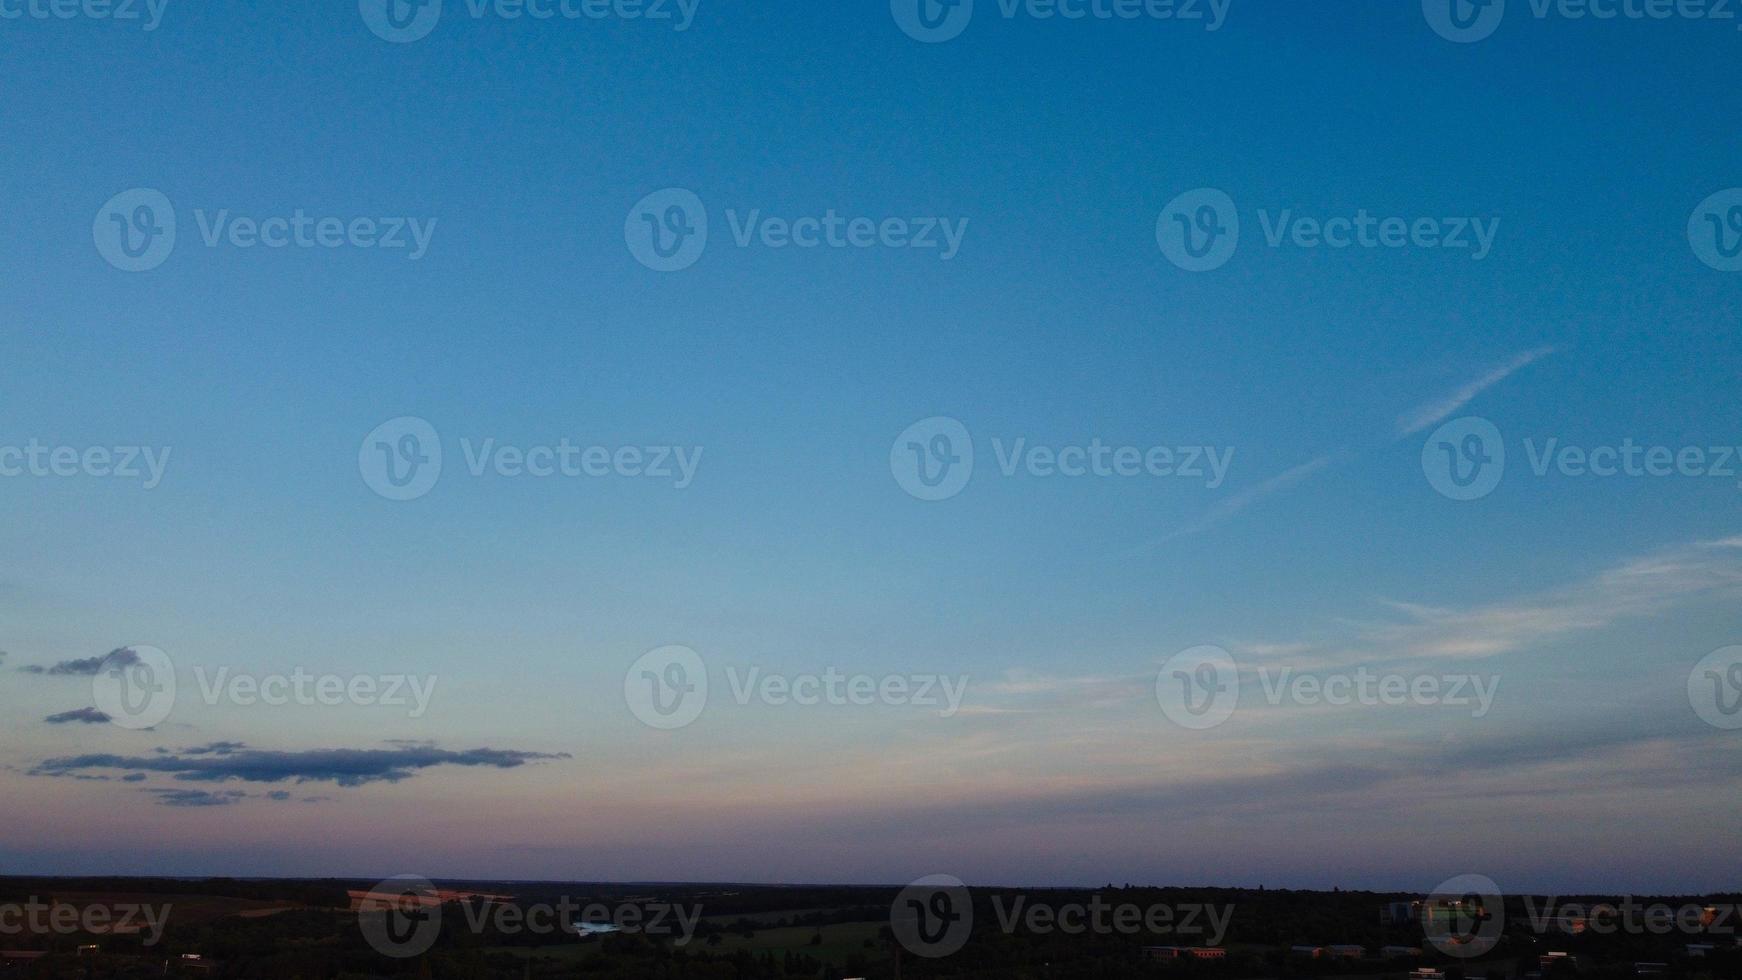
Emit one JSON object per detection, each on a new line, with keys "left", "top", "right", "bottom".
{"left": 1, "top": 0, "right": 1740, "bottom": 892}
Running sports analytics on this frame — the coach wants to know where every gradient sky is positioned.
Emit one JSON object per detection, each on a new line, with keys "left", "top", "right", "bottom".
{"left": 2, "top": 1, "right": 1740, "bottom": 893}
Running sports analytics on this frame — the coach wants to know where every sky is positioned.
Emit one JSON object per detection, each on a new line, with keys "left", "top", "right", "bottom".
{"left": 1, "top": 0, "right": 1740, "bottom": 894}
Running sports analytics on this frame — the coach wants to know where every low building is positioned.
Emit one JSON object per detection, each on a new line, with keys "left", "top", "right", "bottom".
{"left": 1290, "top": 945, "right": 1324, "bottom": 958}
{"left": 1382, "top": 945, "right": 1423, "bottom": 958}
{"left": 1326, "top": 944, "right": 1364, "bottom": 959}
{"left": 1143, "top": 946, "right": 1226, "bottom": 961}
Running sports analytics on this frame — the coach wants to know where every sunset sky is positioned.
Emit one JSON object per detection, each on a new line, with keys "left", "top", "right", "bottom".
{"left": 2, "top": 2, "right": 1740, "bottom": 893}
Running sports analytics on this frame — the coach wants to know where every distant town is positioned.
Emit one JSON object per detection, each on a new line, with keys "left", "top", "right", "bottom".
{"left": 0, "top": 876, "right": 1736, "bottom": 978}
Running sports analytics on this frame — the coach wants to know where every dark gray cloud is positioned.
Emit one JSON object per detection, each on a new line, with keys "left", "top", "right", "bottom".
{"left": 20, "top": 648, "right": 139, "bottom": 676}
{"left": 181, "top": 741, "right": 247, "bottom": 756}
{"left": 34, "top": 744, "right": 572, "bottom": 787}
{"left": 45, "top": 707, "right": 112, "bottom": 725}
{"left": 149, "top": 789, "right": 247, "bottom": 808}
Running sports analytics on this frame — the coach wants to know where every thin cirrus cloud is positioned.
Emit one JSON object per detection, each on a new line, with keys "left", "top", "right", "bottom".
{"left": 994, "top": 533, "right": 1741, "bottom": 717}
{"left": 1242, "top": 533, "right": 1742, "bottom": 670}
{"left": 30, "top": 744, "right": 572, "bottom": 788}
{"left": 1394, "top": 346, "right": 1557, "bottom": 437}
{"left": 1137, "top": 348, "right": 1554, "bottom": 549}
